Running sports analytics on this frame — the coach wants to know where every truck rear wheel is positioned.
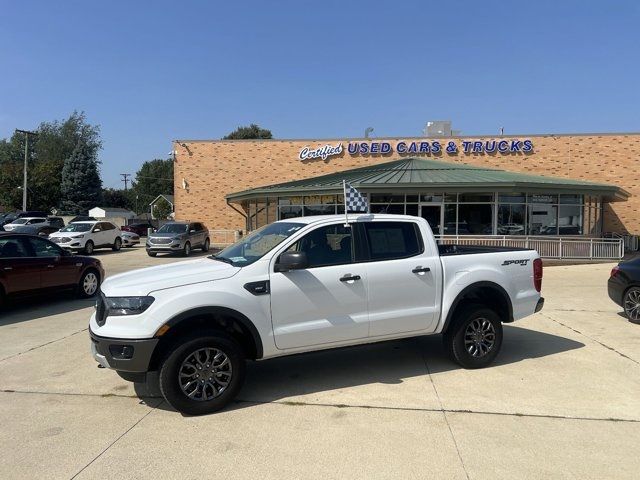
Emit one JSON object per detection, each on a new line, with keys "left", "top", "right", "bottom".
{"left": 159, "top": 334, "right": 246, "bottom": 415}
{"left": 444, "top": 305, "right": 503, "bottom": 369}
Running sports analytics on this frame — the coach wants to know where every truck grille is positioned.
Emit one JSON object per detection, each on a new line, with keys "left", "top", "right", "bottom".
{"left": 150, "top": 237, "right": 172, "bottom": 244}
{"left": 95, "top": 294, "right": 107, "bottom": 326}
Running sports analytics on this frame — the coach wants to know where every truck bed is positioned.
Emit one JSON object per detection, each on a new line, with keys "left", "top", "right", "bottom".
{"left": 438, "top": 244, "right": 531, "bottom": 256}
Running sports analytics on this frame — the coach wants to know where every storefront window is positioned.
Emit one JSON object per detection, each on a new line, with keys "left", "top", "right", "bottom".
{"left": 371, "top": 204, "right": 404, "bottom": 214}
{"left": 498, "top": 204, "right": 526, "bottom": 235}
{"left": 278, "top": 206, "right": 302, "bottom": 220}
{"left": 459, "top": 193, "right": 494, "bottom": 203}
{"left": 529, "top": 204, "right": 558, "bottom": 235}
{"left": 458, "top": 204, "right": 493, "bottom": 234}
{"left": 421, "top": 194, "right": 443, "bottom": 203}
{"left": 304, "top": 205, "right": 335, "bottom": 216}
{"left": 558, "top": 205, "right": 583, "bottom": 235}
{"left": 370, "top": 194, "right": 404, "bottom": 203}
{"left": 443, "top": 204, "right": 457, "bottom": 234}
{"left": 405, "top": 204, "right": 419, "bottom": 216}
{"left": 498, "top": 193, "right": 526, "bottom": 203}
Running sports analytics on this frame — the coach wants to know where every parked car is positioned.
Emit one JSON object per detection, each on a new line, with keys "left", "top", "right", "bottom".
{"left": 46, "top": 216, "right": 65, "bottom": 229}
{"left": 608, "top": 257, "right": 640, "bottom": 323}
{"left": 91, "top": 213, "right": 544, "bottom": 415}
{"left": 49, "top": 221, "right": 123, "bottom": 254}
{"left": 146, "top": 221, "right": 210, "bottom": 257}
{"left": 10, "top": 223, "right": 61, "bottom": 237}
{"left": 0, "top": 233, "right": 104, "bottom": 306}
{"left": 3, "top": 217, "right": 48, "bottom": 232}
{"left": 121, "top": 231, "right": 140, "bottom": 248}
{"left": 121, "top": 222, "right": 155, "bottom": 237}
{"left": 69, "top": 215, "right": 96, "bottom": 224}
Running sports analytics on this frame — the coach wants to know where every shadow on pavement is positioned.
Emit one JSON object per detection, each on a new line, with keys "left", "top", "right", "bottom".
{"left": 0, "top": 293, "right": 95, "bottom": 326}
{"left": 136, "top": 324, "right": 584, "bottom": 414}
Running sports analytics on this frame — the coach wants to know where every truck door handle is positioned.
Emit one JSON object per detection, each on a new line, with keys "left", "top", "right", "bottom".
{"left": 340, "top": 274, "right": 361, "bottom": 282}
{"left": 412, "top": 266, "right": 431, "bottom": 274}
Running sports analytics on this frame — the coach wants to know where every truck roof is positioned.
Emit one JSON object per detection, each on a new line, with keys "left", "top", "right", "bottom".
{"left": 277, "top": 214, "right": 423, "bottom": 225}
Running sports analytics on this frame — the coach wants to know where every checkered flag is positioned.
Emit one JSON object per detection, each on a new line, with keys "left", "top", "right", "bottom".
{"left": 343, "top": 181, "right": 368, "bottom": 212}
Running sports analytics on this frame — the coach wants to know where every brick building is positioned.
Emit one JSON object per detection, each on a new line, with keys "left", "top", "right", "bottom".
{"left": 172, "top": 132, "right": 638, "bottom": 239}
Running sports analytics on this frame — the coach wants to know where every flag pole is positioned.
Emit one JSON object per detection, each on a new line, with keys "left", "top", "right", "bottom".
{"left": 343, "top": 179, "right": 349, "bottom": 227}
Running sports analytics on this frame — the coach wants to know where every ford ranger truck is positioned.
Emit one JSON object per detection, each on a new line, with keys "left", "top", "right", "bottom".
{"left": 90, "top": 214, "right": 544, "bottom": 415}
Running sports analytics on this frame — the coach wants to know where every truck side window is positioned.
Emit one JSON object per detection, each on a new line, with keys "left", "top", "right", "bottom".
{"left": 363, "top": 222, "right": 423, "bottom": 261}
{"left": 287, "top": 224, "right": 353, "bottom": 268}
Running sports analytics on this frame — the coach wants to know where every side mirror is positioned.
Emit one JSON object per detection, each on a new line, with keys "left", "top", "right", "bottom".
{"left": 190, "top": 229, "right": 196, "bottom": 234}
{"left": 93, "top": 228, "right": 101, "bottom": 233}
{"left": 274, "top": 251, "right": 308, "bottom": 272}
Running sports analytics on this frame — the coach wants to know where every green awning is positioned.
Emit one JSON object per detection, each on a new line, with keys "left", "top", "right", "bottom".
{"left": 226, "top": 157, "right": 629, "bottom": 202}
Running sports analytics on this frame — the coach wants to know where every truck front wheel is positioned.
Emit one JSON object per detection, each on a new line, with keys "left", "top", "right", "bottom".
{"left": 444, "top": 305, "right": 503, "bottom": 369}
{"left": 159, "top": 334, "right": 246, "bottom": 415}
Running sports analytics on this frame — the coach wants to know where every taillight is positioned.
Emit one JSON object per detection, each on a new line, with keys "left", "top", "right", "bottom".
{"left": 533, "top": 258, "right": 543, "bottom": 292}
{"left": 610, "top": 266, "right": 620, "bottom": 277}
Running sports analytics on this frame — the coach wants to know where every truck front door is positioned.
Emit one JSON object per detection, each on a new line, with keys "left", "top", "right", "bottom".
{"left": 269, "top": 223, "right": 369, "bottom": 350}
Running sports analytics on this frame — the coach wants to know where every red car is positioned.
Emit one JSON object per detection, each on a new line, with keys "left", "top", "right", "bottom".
{"left": 121, "top": 223, "right": 155, "bottom": 236}
{"left": 0, "top": 233, "right": 104, "bottom": 306}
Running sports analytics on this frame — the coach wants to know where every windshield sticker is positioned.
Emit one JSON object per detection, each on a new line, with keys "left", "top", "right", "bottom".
{"left": 230, "top": 257, "right": 246, "bottom": 262}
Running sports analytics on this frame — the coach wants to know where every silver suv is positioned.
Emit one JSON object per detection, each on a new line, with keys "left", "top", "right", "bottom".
{"left": 146, "top": 221, "right": 210, "bottom": 257}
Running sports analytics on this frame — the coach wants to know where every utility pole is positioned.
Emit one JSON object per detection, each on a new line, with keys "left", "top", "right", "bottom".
{"left": 15, "top": 129, "right": 37, "bottom": 211}
{"left": 120, "top": 173, "right": 131, "bottom": 191}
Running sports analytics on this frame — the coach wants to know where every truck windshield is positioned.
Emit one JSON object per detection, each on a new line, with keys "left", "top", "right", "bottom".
{"left": 211, "top": 222, "right": 304, "bottom": 267}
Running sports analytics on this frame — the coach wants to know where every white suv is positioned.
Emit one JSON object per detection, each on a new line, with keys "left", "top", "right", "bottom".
{"left": 3, "top": 217, "right": 47, "bottom": 232}
{"left": 50, "top": 221, "right": 123, "bottom": 254}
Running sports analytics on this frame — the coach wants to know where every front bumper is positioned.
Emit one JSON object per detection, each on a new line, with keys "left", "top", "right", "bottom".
{"left": 90, "top": 329, "right": 159, "bottom": 373}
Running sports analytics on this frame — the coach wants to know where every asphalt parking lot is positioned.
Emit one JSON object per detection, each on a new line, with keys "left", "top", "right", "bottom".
{"left": 1, "top": 247, "right": 639, "bottom": 479}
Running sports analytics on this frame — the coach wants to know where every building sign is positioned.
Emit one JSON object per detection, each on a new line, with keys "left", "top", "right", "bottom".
{"left": 299, "top": 139, "right": 533, "bottom": 161}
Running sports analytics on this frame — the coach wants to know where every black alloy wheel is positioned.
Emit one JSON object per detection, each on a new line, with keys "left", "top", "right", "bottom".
{"left": 444, "top": 304, "right": 503, "bottom": 369}
{"left": 159, "top": 334, "right": 246, "bottom": 415}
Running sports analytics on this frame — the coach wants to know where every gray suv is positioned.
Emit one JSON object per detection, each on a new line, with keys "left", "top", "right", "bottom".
{"left": 146, "top": 221, "right": 210, "bottom": 257}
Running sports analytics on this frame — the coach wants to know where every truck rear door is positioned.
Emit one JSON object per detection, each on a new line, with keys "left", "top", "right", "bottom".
{"left": 362, "top": 220, "right": 441, "bottom": 337}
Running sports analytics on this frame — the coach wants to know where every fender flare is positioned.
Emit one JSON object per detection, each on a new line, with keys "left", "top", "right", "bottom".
{"left": 442, "top": 281, "right": 513, "bottom": 333}
{"left": 163, "top": 306, "right": 264, "bottom": 359}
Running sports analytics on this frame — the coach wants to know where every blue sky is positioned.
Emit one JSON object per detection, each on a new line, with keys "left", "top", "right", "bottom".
{"left": 1, "top": 0, "right": 639, "bottom": 188}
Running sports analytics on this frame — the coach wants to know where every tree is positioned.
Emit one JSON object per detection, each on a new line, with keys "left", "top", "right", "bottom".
{"left": 102, "top": 188, "right": 133, "bottom": 210}
{"left": 59, "top": 140, "right": 102, "bottom": 214}
{"left": 152, "top": 197, "right": 172, "bottom": 220}
{"left": 223, "top": 124, "right": 273, "bottom": 140}
{"left": 0, "top": 111, "right": 102, "bottom": 211}
{"left": 131, "top": 158, "right": 173, "bottom": 210}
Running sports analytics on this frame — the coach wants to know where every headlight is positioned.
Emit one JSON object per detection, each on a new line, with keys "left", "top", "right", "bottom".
{"left": 105, "top": 296, "right": 154, "bottom": 316}
{"left": 75, "top": 235, "right": 85, "bottom": 238}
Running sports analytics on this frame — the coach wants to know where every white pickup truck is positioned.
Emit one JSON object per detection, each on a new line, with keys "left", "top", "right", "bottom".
{"left": 90, "top": 214, "right": 544, "bottom": 415}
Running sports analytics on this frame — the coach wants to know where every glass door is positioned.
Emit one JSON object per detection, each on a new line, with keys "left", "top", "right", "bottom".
{"left": 419, "top": 204, "right": 442, "bottom": 235}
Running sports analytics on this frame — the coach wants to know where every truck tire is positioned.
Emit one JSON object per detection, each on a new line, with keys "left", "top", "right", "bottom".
{"left": 444, "top": 304, "right": 503, "bottom": 369}
{"left": 159, "top": 334, "right": 246, "bottom": 415}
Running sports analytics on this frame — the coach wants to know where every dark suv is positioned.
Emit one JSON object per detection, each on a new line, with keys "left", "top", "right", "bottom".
{"left": 146, "top": 221, "right": 210, "bottom": 257}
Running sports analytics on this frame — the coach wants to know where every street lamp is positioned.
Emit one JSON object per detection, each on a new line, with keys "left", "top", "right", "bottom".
{"left": 15, "top": 129, "right": 38, "bottom": 211}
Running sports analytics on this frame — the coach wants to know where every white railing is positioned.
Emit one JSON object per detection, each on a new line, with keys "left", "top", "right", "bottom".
{"left": 435, "top": 235, "right": 624, "bottom": 260}
{"left": 209, "top": 229, "right": 240, "bottom": 247}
